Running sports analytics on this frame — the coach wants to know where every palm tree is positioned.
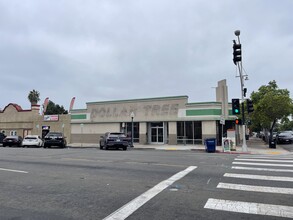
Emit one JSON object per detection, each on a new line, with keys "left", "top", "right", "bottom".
{"left": 28, "top": 90, "right": 40, "bottom": 105}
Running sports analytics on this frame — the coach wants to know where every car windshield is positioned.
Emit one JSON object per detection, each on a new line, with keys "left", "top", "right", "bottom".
{"left": 109, "top": 133, "right": 125, "bottom": 137}
{"left": 48, "top": 133, "right": 62, "bottom": 137}
{"left": 6, "top": 136, "right": 18, "bottom": 139}
{"left": 279, "top": 132, "right": 292, "bottom": 135}
{"left": 24, "top": 137, "right": 37, "bottom": 140}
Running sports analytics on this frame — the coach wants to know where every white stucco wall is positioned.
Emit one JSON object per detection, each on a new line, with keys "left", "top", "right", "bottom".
{"left": 202, "top": 121, "right": 216, "bottom": 135}
{"left": 71, "top": 123, "right": 120, "bottom": 134}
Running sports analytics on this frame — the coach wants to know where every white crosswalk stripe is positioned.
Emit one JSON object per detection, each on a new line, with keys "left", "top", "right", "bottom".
{"left": 233, "top": 161, "right": 293, "bottom": 167}
{"left": 217, "top": 182, "right": 293, "bottom": 194}
{"left": 204, "top": 198, "right": 293, "bottom": 218}
{"left": 224, "top": 173, "right": 293, "bottom": 181}
{"left": 235, "top": 158, "right": 293, "bottom": 163}
{"left": 232, "top": 166, "right": 293, "bottom": 172}
{"left": 204, "top": 154, "right": 293, "bottom": 218}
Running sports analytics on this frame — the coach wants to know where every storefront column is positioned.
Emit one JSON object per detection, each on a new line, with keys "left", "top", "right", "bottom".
{"left": 168, "top": 122, "right": 177, "bottom": 145}
{"left": 139, "top": 122, "right": 147, "bottom": 144}
{"left": 202, "top": 121, "right": 217, "bottom": 144}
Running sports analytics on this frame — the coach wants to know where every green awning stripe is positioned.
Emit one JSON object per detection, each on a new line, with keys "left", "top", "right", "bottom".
{"left": 186, "top": 109, "right": 222, "bottom": 116}
{"left": 71, "top": 114, "right": 87, "bottom": 119}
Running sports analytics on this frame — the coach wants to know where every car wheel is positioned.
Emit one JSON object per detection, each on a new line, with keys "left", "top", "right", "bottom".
{"left": 99, "top": 141, "right": 104, "bottom": 149}
{"left": 105, "top": 146, "right": 109, "bottom": 150}
{"left": 123, "top": 146, "right": 127, "bottom": 151}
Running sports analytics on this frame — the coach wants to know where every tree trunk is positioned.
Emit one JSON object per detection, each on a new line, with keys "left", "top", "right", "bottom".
{"left": 269, "top": 119, "right": 276, "bottom": 142}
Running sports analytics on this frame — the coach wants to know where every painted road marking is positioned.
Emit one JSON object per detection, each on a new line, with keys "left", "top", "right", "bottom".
{"left": 204, "top": 198, "right": 293, "bottom": 218}
{"left": 125, "top": 161, "right": 186, "bottom": 168}
{"left": 0, "top": 168, "right": 28, "bottom": 173}
{"left": 235, "top": 158, "right": 293, "bottom": 163}
{"left": 232, "top": 166, "right": 293, "bottom": 173}
{"left": 102, "top": 166, "right": 197, "bottom": 220}
{"left": 62, "top": 158, "right": 113, "bottom": 163}
{"left": 217, "top": 182, "right": 293, "bottom": 194}
{"left": 233, "top": 162, "right": 293, "bottom": 167}
{"left": 224, "top": 173, "right": 293, "bottom": 182}
{"left": 238, "top": 156, "right": 293, "bottom": 159}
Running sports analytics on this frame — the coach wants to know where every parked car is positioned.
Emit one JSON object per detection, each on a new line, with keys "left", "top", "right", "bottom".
{"left": 22, "top": 135, "right": 43, "bottom": 148}
{"left": 276, "top": 131, "right": 293, "bottom": 144}
{"left": 100, "top": 132, "right": 130, "bottom": 150}
{"left": 0, "top": 133, "right": 6, "bottom": 143}
{"left": 2, "top": 135, "right": 23, "bottom": 147}
{"left": 44, "top": 132, "right": 67, "bottom": 148}
{"left": 272, "top": 132, "right": 278, "bottom": 140}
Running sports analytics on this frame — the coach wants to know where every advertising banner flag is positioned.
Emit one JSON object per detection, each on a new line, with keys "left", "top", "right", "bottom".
{"left": 69, "top": 97, "right": 75, "bottom": 112}
{"left": 42, "top": 97, "right": 49, "bottom": 115}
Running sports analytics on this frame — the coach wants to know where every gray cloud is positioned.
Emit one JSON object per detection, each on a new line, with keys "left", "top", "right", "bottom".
{"left": 0, "top": 0, "right": 292, "bottom": 110}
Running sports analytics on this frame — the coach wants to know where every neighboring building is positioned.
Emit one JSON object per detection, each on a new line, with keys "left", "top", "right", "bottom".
{"left": 0, "top": 80, "right": 239, "bottom": 146}
{"left": 70, "top": 80, "right": 237, "bottom": 145}
{"left": 0, "top": 103, "right": 71, "bottom": 141}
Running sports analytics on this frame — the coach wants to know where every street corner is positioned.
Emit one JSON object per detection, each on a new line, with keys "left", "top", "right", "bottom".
{"left": 216, "top": 150, "right": 251, "bottom": 155}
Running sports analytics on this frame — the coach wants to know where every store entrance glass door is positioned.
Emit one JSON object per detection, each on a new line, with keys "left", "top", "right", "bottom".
{"left": 151, "top": 122, "right": 164, "bottom": 144}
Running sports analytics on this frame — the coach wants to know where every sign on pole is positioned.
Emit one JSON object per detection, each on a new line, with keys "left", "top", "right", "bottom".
{"left": 220, "top": 116, "right": 225, "bottom": 125}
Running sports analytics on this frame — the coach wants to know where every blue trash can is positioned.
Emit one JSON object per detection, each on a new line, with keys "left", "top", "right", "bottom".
{"left": 205, "top": 138, "right": 216, "bottom": 153}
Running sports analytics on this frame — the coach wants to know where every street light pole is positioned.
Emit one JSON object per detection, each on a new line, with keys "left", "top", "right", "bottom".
{"left": 130, "top": 112, "right": 134, "bottom": 147}
{"left": 234, "top": 30, "right": 248, "bottom": 152}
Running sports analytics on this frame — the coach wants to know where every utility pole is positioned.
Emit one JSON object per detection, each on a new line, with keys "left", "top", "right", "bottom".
{"left": 233, "top": 30, "right": 248, "bottom": 152}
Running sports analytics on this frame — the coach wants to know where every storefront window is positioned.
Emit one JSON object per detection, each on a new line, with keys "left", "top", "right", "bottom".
{"left": 122, "top": 122, "right": 140, "bottom": 143}
{"left": 176, "top": 121, "right": 202, "bottom": 145}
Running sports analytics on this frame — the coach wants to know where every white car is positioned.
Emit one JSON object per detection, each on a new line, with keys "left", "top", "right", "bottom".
{"left": 22, "top": 135, "right": 43, "bottom": 148}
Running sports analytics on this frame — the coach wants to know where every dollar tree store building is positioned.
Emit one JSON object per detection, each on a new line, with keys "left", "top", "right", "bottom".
{"left": 70, "top": 80, "right": 237, "bottom": 146}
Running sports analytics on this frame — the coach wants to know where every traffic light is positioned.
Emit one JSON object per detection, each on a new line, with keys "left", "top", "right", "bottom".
{"left": 232, "top": 99, "right": 240, "bottom": 115}
{"left": 235, "top": 119, "right": 242, "bottom": 125}
{"left": 247, "top": 99, "right": 254, "bottom": 113}
{"left": 233, "top": 42, "right": 242, "bottom": 65}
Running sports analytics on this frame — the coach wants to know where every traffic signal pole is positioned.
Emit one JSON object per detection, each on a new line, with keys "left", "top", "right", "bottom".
{"left": 234, "top": 30, "right": 248, "bottom": 152}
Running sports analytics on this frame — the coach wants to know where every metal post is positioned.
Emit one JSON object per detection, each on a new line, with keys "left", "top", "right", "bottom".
{"left": 235, "top": 30, "right": 248, "bottom": 152}
{"left": 131, "top": 117, "right": 134, "bottom": 147}
{"left": 130, "top": 112, "right": 134, "bottom": 147}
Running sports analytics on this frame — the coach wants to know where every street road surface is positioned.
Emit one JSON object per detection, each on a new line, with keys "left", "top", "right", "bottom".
{"left": 0, "top": 147, "right": 292, "bottom": 219}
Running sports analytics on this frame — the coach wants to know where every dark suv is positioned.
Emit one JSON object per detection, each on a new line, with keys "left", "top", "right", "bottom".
{"left": 100, "top": 132, "right": 130, "bottom": 150}
{"left": 44, "top": 132, "right": 67, "bottom": 148}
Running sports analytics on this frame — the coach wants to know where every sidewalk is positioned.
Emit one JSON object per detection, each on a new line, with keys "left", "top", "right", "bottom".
{"left": 68, "top": 137, "right": 290, "bottom": 155}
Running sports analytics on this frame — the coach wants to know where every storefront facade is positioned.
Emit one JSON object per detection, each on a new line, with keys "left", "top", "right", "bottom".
{"left": 70, "top": 97, "right": 236, "bottom": 146}
{"left": 0, "top": 80, "right": 237, "bottom": 146}
{"left": 70, "top": 80, "right": 236, "bottom": 146}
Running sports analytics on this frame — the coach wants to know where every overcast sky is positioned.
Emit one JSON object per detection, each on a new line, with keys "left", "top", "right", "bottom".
{"left": 1, "top": 0, "right": 292, "bottom": 110}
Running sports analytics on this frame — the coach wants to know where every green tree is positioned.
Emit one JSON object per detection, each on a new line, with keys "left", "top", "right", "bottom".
{"left": 28, "top": 90, "right": 40, "bottom": 104}
{"left": 279, "top": 117, "right": 293, "bottom": 131}
{"left": 45, "top": 100, "right": 68, "bottom": 115}
{"left": 250, "top": 80, "right": 293, "bottom": 141}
